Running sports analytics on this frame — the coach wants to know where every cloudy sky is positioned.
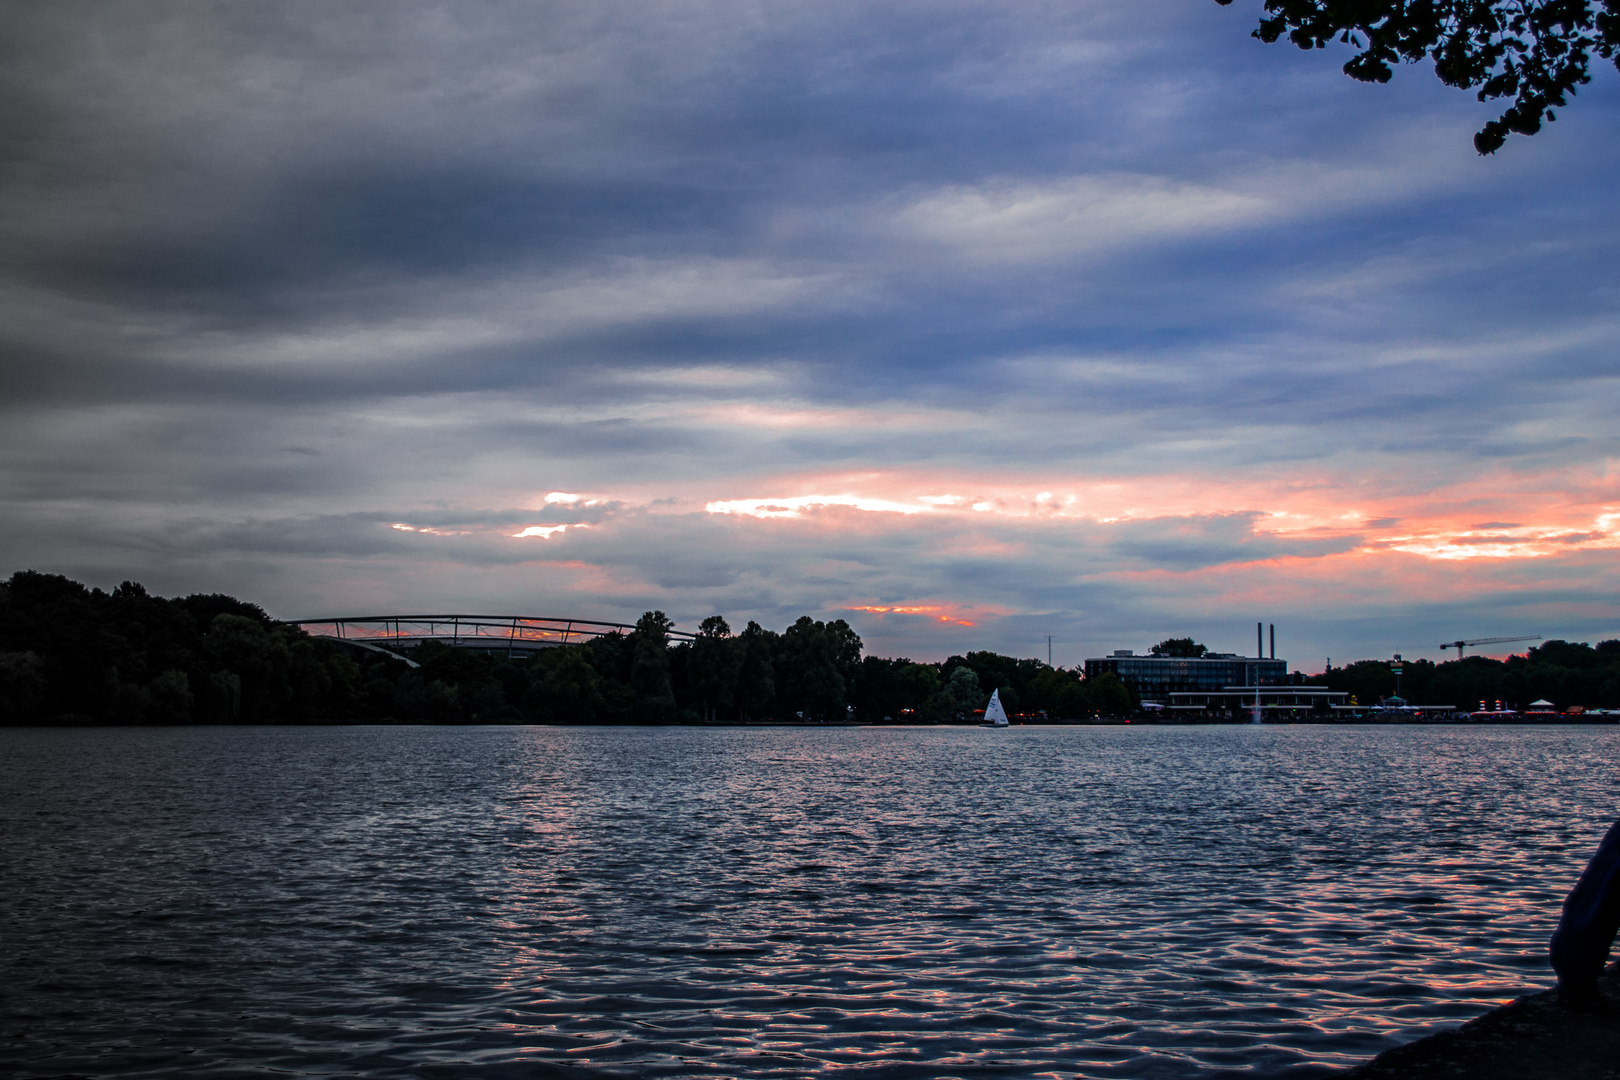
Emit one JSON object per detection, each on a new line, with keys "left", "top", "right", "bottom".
{"left": 3, "top": 0, "right": 1617, "bottom": 668}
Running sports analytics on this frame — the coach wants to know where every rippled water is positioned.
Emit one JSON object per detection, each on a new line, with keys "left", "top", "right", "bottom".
{"left": 3, "top": 725, "right": 1617, "bottom": 1078}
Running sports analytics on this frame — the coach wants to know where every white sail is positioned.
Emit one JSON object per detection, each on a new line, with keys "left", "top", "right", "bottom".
{"left": 983, "top": 688, "right": 1009, "bottom": 726}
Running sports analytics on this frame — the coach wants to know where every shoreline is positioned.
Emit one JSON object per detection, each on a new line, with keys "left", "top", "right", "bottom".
{"left": 7, "top": 721, "right": 1620, "bottom": 731}
{"left": 1348, "top": 969, "right": 1620, "bottom": 1079}
{"left": 7, "top": 714, "right": 1620, "bottom": 728}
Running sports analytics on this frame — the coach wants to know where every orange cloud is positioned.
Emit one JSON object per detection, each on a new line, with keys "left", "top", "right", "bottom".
{"left": 845, "top": 602, "right": 993, "bottom": 627}
{"left": 698, "top": 466, "right": 1620, "bottom": 564}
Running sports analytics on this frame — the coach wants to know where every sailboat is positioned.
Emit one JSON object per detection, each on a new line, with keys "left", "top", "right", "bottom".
{"left": 980, "top": 688, "right": 1010, "bottom": 728}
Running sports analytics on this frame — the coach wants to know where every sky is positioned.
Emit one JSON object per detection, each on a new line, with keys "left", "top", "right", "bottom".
{"left": 2, "top": 0, "right": 1618, "bottom": 670}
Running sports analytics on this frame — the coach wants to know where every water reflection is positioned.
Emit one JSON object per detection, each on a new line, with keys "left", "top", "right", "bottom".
{"left": 1, "top": 724, "right": 1614, "bottom": 1078}
{"left": 463, "top": 726, "right": 1614, "bottom": 1077}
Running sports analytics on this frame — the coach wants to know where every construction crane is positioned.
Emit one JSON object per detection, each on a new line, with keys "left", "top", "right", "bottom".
{"left": 1438, "top": 635, "right": 1541, "bottom": 659}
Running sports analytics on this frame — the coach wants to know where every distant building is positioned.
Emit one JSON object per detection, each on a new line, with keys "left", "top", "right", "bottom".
{"left": 1085, "top": 650, "right": 1288, "bottom": 698}
{"left": 1164, "top": 686, "right": 1349, "bottom": 714}
{"left": 1085, "top": 649, "right": 1353, "bottom": 714}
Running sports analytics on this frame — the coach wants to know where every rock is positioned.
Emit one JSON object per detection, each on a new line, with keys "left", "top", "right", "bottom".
{"left": 1348, "top": 968, "right": 1620, "bottom": 1080}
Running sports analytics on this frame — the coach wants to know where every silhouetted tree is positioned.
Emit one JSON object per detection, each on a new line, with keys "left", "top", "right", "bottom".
{"left": 522, "top": 646, "right": 605, "bottom": 722}
{"left": 778, "top": 616, "right": 860, "bottom": 721}
{"left": 177, "top": 592, "right": 273, "bottom": 628}
{"left": 899, "top": 662, "right": 943, "bottom": 720}
{"left": 204, "top": 614, "right": 288, "bottom": 722}
{"left": 688, "top": 615, "right": 742, "bottom": 723}
{"left": 148, "top": 668, "right": 195, "bottom": 723}
{"left": 852, "top": 655, "right": 944, "bottom": 721}
{"left": 1306, "top": 642, "right": 1620, "bottom": 710}
{"left": 1150, "top": 637, "right": 1208, "bottom": 658}
{"left": 735, "top": 620, "right": 777, "bottom": 721}
{"left": 0, "top": 651, "right": 46, "bottom": 723}
{"left": 630, "top": 611, "right": 677, "bottom": 722}
{"left": 1314, "top": 658, "right": 1397, "bottom": 705}
{"left": 1217, "top": 0, "right": 1620, "bottom": 153}
{"left": 1026, "top": 665, "right": 1082, "bottom": 716}
{"left": 946, "top": 665, "right": 983, "bottom": 718}
{"left": 1089, "top": 671, "right": 1137, "bottom": 715}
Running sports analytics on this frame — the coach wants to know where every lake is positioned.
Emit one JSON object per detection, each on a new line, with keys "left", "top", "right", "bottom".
{"left": 3, "top": 724, "right": 1616, "bottom": 1078}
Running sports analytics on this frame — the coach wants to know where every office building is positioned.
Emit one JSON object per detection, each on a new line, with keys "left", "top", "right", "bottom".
{"left": 1084, "top": 650, "right": 1288, "bottom": 698}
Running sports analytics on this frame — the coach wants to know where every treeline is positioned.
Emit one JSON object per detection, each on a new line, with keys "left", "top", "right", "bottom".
{"left": 0, "top": 571, "right": 1136, "bottom": 725}
{"left": 1308, "top": 640, "right": 1620, "bottom": 710}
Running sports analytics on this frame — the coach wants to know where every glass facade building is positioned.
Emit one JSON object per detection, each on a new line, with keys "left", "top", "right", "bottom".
{"left": 1084, "top": 651, "right": 1288, "bottom": 699}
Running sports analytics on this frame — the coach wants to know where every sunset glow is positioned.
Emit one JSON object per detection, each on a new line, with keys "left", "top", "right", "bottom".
{"left": 13, "top": 8, "right": 1620, "bottom": 1080}
{"left": 704, "top": 494, "right": 932, "bottom": 518}
{"left": 512, "top": 524, "right": 588, "bottom": 540}
{"left": 1, "top": 0, "right": 1614, "bottom": 664}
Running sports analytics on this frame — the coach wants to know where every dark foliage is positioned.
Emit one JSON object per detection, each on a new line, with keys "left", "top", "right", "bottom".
{"left": 1150, "top": 637, "right": 1208, "bottom": 658}
{"left": 0, "top": 570, "right": 1146, "bottom": 725}
{"left": 776, "top": 616, "right": 863, "bottom": 722}
{"left": 629, "top": 610, "right": 677, "bottom": 722}
{"left": 1216, "top": 0, "right": 1620, "bottom": 152}
{"left": 1309, "top": 640, "right": 1620, "bottom": 708}
{"left": 0, "top": 570, "right": 361, "bottom": 724}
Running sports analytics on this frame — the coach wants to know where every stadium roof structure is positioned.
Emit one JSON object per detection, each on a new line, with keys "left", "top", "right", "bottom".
{"left": 292, "top": 614, "right": 695, "bottom": 661}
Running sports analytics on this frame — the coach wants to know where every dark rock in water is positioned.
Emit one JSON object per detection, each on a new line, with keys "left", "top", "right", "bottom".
{"left": 1347, "top": 967, "right": 1620, "bottom": 1079}
{"left": 1551, "top": 818, "right": 1620, "bottom": 1003}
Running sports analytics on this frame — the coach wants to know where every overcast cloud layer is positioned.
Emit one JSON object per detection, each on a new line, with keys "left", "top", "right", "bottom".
{"left": 3, "top": 0, "right": 1617, "bottom": 667}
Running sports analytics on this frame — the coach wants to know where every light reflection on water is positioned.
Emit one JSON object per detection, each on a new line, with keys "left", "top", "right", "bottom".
{"left": 2, "top": 724, "right": 1616, "bottom": 1078}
